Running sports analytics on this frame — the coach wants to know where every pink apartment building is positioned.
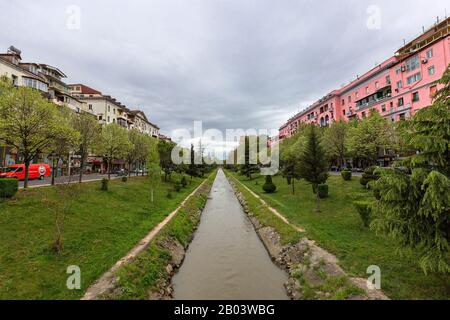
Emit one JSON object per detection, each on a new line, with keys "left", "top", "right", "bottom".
{"left": 279, "top": 17, "right": 450, "bottom": 141}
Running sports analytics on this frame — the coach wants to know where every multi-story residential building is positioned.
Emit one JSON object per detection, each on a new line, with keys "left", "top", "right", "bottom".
{"left": 69, "top": 84, "right": 160, "bottom": 138}
{"left": 279, "top": 17, "right": 450, "bottom": 141}
{"left": 128, "top": 110, "right": 160, "bottom": 138}
{"left": 0, "top": 46, "right": 48, "bottom": 93}
{"left": 0, "top": 47, "right": 87, "bottom": 166}
{"left": 70, "top": 84, "right": 128, "bottom": 126}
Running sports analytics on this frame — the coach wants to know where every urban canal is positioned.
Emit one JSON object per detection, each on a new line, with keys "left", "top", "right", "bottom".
{"left": 172, "top": 170, "right": 288, "bottom": 300}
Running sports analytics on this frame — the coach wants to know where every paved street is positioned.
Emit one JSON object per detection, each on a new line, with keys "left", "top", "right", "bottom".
{"left": 19, "top": 174, "right": 125, "bottom": 189}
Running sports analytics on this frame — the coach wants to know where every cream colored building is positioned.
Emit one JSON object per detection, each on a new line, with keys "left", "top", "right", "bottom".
{"left": 0, "top": 46, "right": 86, "bottom": 113}
{"left": 69, "top": 84, "right": 160, "bottom": 137}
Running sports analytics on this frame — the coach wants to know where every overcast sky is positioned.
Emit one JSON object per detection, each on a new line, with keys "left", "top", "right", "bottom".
{"left": 0, "top": 0, "right": 448, "bottom": 157}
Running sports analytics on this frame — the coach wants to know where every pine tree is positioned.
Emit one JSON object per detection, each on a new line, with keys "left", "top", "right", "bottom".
{"left": 371, "top": 65, "right": 450, "bottom": 274}
{"left": 238, "top": 136, "right": 259, "bottom": 180}
{"left": 298, "top": 125, "right": 328, "bottom": 212}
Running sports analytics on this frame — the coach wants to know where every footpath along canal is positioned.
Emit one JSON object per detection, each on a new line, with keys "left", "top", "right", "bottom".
{"left": 172, "top": 169, "right": 288, "bottom": 300}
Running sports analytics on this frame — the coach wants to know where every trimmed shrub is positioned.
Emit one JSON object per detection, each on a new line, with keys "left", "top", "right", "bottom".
{"left": 341, "top": 169, "right": 352, "bottom": 181}
{"left": 174, "top": 181, "right": 182, "bottom": 192}
{"left": 122, "top": 176, "right": 128, "bottom": 182}
{"left": 360, "top": 166, "right": 380, "bottom": 187}
{"left": 0, "top": 178, "right": 19, "bottom": 198}
{"left": 180, "top": 176, "right": 187, "bottom": 188}
{"left": 101, "top": 178, "right": 109, "bottom": 191}
{"left": 317, "top": 184, "right": 329, "bottom": 198}
{"left": 262, "top": 175, "right": 277, "bottom": 193}
{"left": 353, "top": 201, "right": 372, "bottom": 228}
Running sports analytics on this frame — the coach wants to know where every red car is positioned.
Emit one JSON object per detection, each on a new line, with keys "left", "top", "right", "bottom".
{"left": 0, "top": 164, "right": 51, "bottom": 180}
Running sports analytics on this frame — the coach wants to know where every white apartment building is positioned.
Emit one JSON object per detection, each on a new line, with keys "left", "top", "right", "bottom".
{"left": 69, "top": 84, "right": 160, "bottom": 137}
{"left": 0, "top": 46, "right": 86, "bottom": 113}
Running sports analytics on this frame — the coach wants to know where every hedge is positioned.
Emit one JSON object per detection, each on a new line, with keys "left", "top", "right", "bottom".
{"left": 0, "top": 178, "right": 19, "bottom": 198}
{"left": 341, "top": 169, "right": 352, "bottom": 181}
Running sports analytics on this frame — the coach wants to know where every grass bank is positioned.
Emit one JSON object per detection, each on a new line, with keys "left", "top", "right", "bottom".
{"left": 0, "top": 174, "right": 205, "bottom": 299}
{"left": 105, "top": 171, "right": 217, "bottom": 299}
{"left": 226, "top": 170, "right": 449, "bottom": 300}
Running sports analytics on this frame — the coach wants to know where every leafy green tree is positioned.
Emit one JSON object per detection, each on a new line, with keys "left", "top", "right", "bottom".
{"left": 147, "top": 138, "right": 160, "bottom": 203}
{"left": 49, "top": 108, "right": 80, "bottom": 185}
{"left": 157, "top": 139, "right": 177, "bottom": 181}
{"left": 298, "top": 125, "right": 328, "bottom": 212}
{"left": 322, "top": 120, "right": 348, "bottom": 167}
{"left": 96, "top": 124, "right": 131, "bottom": 180}
{"left": 126, "top": 129, "right": 149, "bottom": 177}
{"left": 346, "top": 111, "right": 391, "bottom": 167}
{"left": 371, "top": 66, "right": 450, "bottom": 274}
{"left": 71, "top": 112, "right": 101, "bottom": 183}
{"left": 0, "top": 81, "right": 62, "bottom": 188}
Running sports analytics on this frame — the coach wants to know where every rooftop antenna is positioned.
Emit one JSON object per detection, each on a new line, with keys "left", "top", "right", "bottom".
{"left": 422, "top": 26, "right": 425, "bottom": 33}
{"left": 437, "top": 16, "right": 440, "bottom": 24}
{"left": 403, "top": 39, "right": 406, "bottom": 45}
{"left": 445, "top": 9, "right": 447, "bottom": 19}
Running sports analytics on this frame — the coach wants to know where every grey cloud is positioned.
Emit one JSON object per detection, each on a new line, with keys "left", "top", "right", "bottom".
{"left": 0, "top": 0, "right": 448, "bottom": 147}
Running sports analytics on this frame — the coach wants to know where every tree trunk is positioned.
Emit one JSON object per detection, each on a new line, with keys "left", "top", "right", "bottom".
{"left": 315, "top": 189, "right": 321, "bottom": 212}
{"left": 128, "top": 161, "right": 131, "bottom": 178}
{"left": 51, "top": 157, "right": 56, "bottom": 186}
{"left": 107, "top": 160, "right": 111, "bottom": 180}
{"left": 79, "top": 152, "right": 85, "bottom": 184}
{"left": 292, "top": 179, "right": 295, "bottom": 195}
{"left": 24, "top": 158, "right": 30, "bottom": 189}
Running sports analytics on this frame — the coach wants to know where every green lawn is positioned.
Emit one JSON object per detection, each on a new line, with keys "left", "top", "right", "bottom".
{"left": 0, "top": 174, "right": 204, "bottom": 299}
{"left": 227, "top": 171, "right": 450, "bottom": 300}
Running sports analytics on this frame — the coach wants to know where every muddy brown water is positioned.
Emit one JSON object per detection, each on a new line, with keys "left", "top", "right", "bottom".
{"left": 172, "top": 170, "right": 288, "bottom": 300}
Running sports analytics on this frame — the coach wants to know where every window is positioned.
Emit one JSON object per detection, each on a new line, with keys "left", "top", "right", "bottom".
{"left": 381, "top": 104, "right": 386, "bottom": 112}
{"left": 355, "top": 92, "right": 359, "bottom": 99}
{"left": 375, "top": 82, "right": 379, "bottom": 89}
{"left": 362, "top": 111, "right": 366, "bottom": 118}
{"left": 412, "top": 92, "right": 419, "bottom": 102}
{"left": 406, "top": 55, "right": 420, "bottom": 72}
{"left": 399, "top": 113, "right": 406, "bottom": 121}
{"left": 108, "top": 105, "right": 110, "bottom": 112}
{"left": 386, "top": 75, "right": 391, "bottom": 84}
{"left": 429, "top": 85, "right": 437, "bottom": 98}
{"left": 348, "top": 95, "right": 352, "bottom": 103}
{"left": 88, "top": 104, "right": 93, "bottom": 110}
{"left": 365, "top": 87, "right": 369, "bottom": 94}
{"left": 428, "top": 66, "right": 435, "bottom": 76}
{"left": 398, "top": 98, "right": 404, "bottom": 106}
{"left": 11, "top": 74, "right": 18, "bottom": 86}
{"left": 341, "top": 99, "right": 345, "bottom": 105}
{"left": 113, "top": 108, "right": 116, "bottom": 115}
{"left": 98, "top": 115, "right": 103, "bottom": 120}
{"left": 407, "top": 72, "right": 421, "bottom": 85}
{"left": 107, "top": 116, "right": 110, "bottom": 122}
{"left": 426, "top": 49, "right": 433, "bottom": 59}
{"left": 395, "top": 67, "right": 402, "bottom": 75}
{"left": 342, "top": 109, "right": 346, "bottom": 116}
{"left": 397, "top": 80, "right": 403, "bottom": 89}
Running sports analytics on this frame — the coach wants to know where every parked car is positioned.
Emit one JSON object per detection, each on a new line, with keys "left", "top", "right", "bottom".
{"left": 0, "top": 164, "right": 51, "bottom": 180}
